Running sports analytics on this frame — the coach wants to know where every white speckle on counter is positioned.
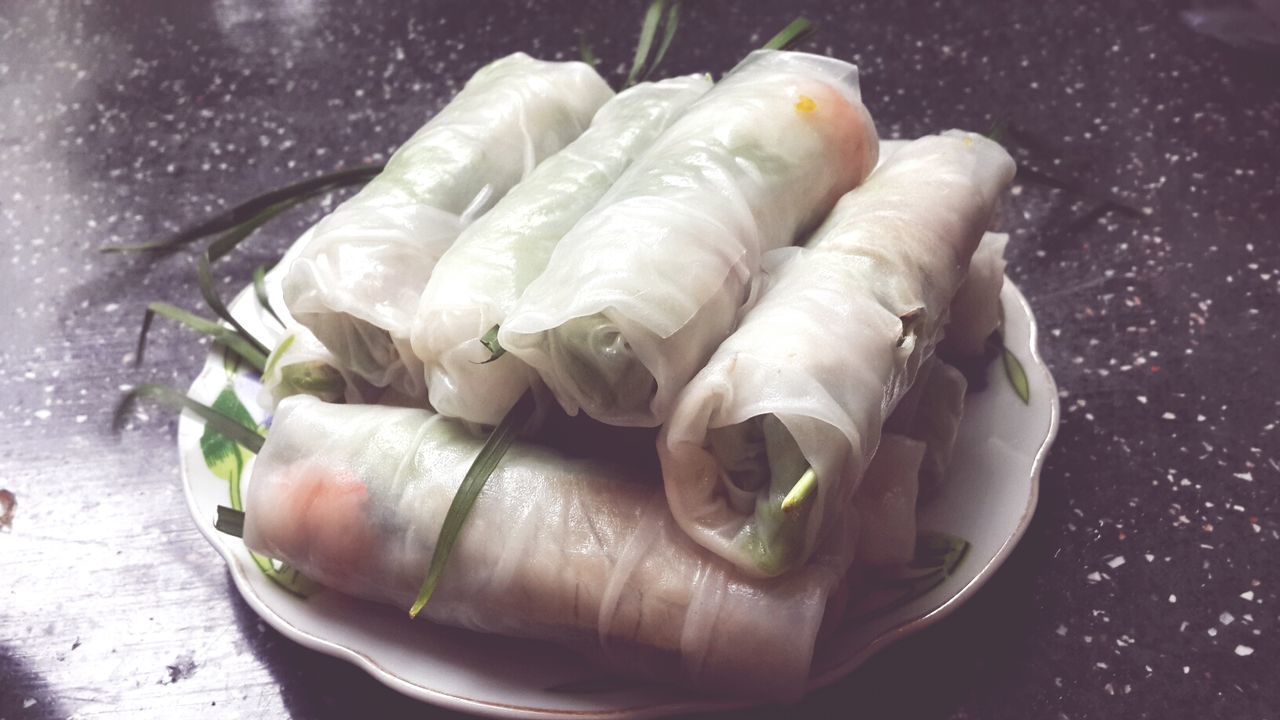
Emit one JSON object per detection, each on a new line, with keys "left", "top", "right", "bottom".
{"left": 1233, "top": 471, "right": 1253, "bottom": 481}
{"left": 1220, "top": 612, "right": 1234, "bottom": 625}
{"left": 1235, "top": 645, "right": 1254, "bottom": 657}
{"left": 1106, "top": 555, "right": 1125, "bottom": 568}
{"left": 1241, "top": 590, "right": 1255, "bottom": 601}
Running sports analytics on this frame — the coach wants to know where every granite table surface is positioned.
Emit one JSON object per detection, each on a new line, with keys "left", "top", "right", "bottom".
{"left": 2, "top": 0, "right": 1278, "bottom": 718}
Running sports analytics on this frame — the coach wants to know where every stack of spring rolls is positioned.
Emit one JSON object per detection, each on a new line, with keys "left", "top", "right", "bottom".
{"left": 248, "top": 49, "right": 1016, "bottom": 701}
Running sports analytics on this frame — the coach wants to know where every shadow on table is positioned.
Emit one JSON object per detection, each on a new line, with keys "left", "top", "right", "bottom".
{"left": 222, "top": 578, "right": 468, "bottom": 719}
{"left": 0, "top": 643, "right": 70, "bottom": 717}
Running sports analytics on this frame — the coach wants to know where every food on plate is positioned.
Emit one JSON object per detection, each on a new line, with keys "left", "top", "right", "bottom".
{"left": 410, "top": 74, "right": 713, "bottom": 426}
{"left": 497, "top": 50, "right": 879, "bottom": 427}
{"left": 259, "top": 327, "right": 364, "bottom": 409}
{"left": 243, "top": 396, "right": 859, "bottom": 701}
{"left": 883, "top": 359, "right": 968, "bottom": 500}
{"left": 658, "top": 131, "right": 1015, "bottom": 576}
{"left": 941, "top": 232, "right": 1010, "bottom": 358}
{"left": 282, "top": 53, "right": 612, "bottom": 399}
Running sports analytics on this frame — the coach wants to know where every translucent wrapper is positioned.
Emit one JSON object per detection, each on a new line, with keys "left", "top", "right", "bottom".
{"left": 243, "top": 396, "right": 857, "bottom": 701}
{"left": 659, "top": 131, "right": 1014, "bottom": 576}
{"left": 283, "top": 53, "right": 612, "bottom": 399}
{"left": 852, "top": 434, "right": 924, "bottom": 567}
{"left": 411, "top": 75, "right": 713, "bottom": 426}
{"left": 942, "top": 232, "right": 1009, "bottom": 357}
{"left": 259, "top": 327, "right": 370, "bottom": 410}
{"left": 499, "top": 50, "right": 879, "bottom": 427}
{"left": 885, "top": 360, "right": 967, "bottom": 499}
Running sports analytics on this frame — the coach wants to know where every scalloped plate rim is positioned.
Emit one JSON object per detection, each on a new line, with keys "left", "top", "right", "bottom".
{"left": 178, "top": 277, "right": 1058, "bottom": 720}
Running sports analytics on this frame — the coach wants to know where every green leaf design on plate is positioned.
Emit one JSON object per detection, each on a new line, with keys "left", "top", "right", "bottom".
{"left": 200, "top": 385, "right": 258, "bottom": 497}
{"left": 1002, "top": 346, "right": 1031, "bottom": 405}
{"left": 200, "top": 382, "right": 320, "bottom": 598}
{"left": 843, "top": 532, "right": 971, "bottom": 626}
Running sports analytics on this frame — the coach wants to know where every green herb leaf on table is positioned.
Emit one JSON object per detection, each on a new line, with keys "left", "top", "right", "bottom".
{"left": 762, "top": 17, "right": 814, "bottom": 51}
{"left": 196, "top": 252, "right": 270, "bottom": 358}
{"left": 409, "top": 389, "right": 539, "bottom": 618}
{"left": 135, "top": 303, "right": 268, "bottom": 372}
{"left": 643, "top": 0, "right": 681, "bottom": 82}
{"left": 113, "top": 383, "right": 265, "bottom": 454}
{"left": 98, "top": 165, "right": 382, "bottom": 254}
{"left": 253, "top": 265, "right": 285, "bottom": 327}
{"left": 579, "top": 33, "right": 599, "bottom": 67}
{"left": 626, "top": 0, "right": 682, "bottom": 87}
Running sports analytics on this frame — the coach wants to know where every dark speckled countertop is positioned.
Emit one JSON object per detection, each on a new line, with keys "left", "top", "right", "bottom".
{"left": 2, "top": 1, "right": 1278, "bottom": 718}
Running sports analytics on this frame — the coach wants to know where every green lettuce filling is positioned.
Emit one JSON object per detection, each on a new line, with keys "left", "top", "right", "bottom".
{"left": 546, "top": 313, "right": 656, "bottom": 416}
{"left": 707, "top": 414, "right": 817, "bottom": 576}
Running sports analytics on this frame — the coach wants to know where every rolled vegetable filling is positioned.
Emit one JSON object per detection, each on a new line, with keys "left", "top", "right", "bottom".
{"left": 283, "top": 53, "right": 612, "bottom": 399}
{"left": 499, "top": 49, "right": 879, "bottom": 427}
{"left": 243, "top": 396, "right": 859, "bottom": 701}
{"left": 411, "top": 75, "right": 712, "bottom": 426}
{"left": 659, "top": 131, "right": 1015, "bottom": 577}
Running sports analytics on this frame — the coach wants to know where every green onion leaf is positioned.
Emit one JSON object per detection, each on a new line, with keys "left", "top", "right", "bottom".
{"left": 986, "top": 118, "right": 1007, "bottom": 144}
{"left": 196, "top": 252, "right": 270, "bottom": 358}
{"left": 215, "top": 506, "right": 246, "bottom": 537}
{"left": 642, "top": 0, "right": 681, "bottom": 82}
{"left": 136, "top": 303, "right": 268, "bottom": 371}
{"left": 99, "top": 165, "right": 382, "bottom": 254}
{"left": 627, "top": 0, "right": 667, "bottom": 87}
{"left": 780, "top": 466, "right": 818, "bottom": 513}
{"left": 113, "top": 383, "right": 265, "bottom": 454}
{"left": 477, "top": 324, "right": 506, "bottom": 364}
{"left": 253, "top": 264, "right": 284, "bottom": 327}
{"left": 762, "top": 17, "right": 814, "bottom": 51}
{"left": 408, "top": 389, "right": 538, "bottom": 618}
{"left": 205, "top": 193, "right": 317, "bottom": 263}
{"left": 579, "top": 32, "right": 599, "bottom": 67}
{"left": 260, "top": 333, "right": 296, "bottom": 381}
{"left": 1002, "top": 346, "right": 1031, "bottom": 405}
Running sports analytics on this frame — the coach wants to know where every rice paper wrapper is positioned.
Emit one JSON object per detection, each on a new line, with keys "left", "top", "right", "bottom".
{"left": 659, "top": 131, "right": 1014, "bottom": 576}
{"left": 411, "top": 75, "right": 713, "bottom": 426}
{"left": 500, "top": 49, "right": 879, "bottom": 427}
{"left": 942, "top": 232, "right": 1009, "bottom": 358}
{"left": 243, "top": 397, "right": 858, "bottom": 701}
{"left": 283, "top": 52, "right": 612, "bottom": 399}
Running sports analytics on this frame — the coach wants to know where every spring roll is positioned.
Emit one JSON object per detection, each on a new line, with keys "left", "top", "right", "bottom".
{"left": 884, "top": 359, "right": 967, "bottom": 500}
{"left": 410, "top": 75, "right": 713, "bottom": 426}
{"left": 498, "top": 50, "right": 879, "bottom": 427}
{"left": 852, "top": 434, "right": 924, "bottom": 567}
{"left": 243, "top": 396, "right": 858, "bottom": 700}
{"left": 283, "top": 53, "right": 612, "bottom": 399}
{"left": 658, "top": 131, "right": 1014, "bottom": 576}
{"left": 942, "top": 232, "right": 1009, "bottom": 357}
{"left": 259, "top": 328, "right": 362, "bottom": 409}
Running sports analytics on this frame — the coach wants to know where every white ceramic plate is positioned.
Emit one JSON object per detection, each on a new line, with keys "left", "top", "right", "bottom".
{"left": 179, "top": 269, "right": 1058, "bottom": 719}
